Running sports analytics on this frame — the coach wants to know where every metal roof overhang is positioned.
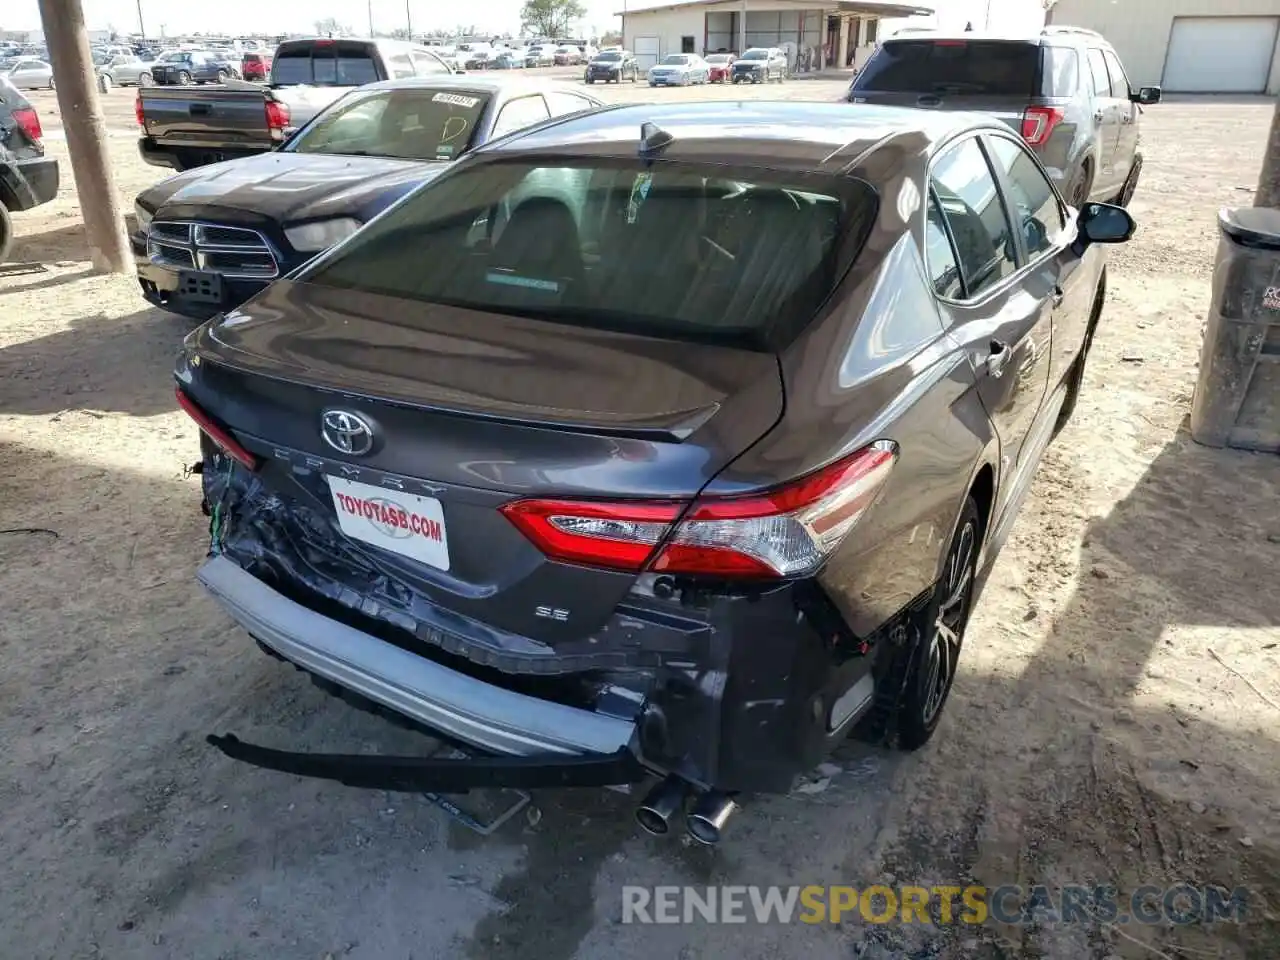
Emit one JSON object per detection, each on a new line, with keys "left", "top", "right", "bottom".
{"left": 619, "top": 0, "right": 935, "bottom": 18}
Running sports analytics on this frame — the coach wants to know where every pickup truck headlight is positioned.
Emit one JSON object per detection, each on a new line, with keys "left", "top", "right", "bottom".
{"left": 284, "top": 217, "right": 361, "bottom": 252}
{"left": 134, "top": 202, "right": 153, "bottom": 233}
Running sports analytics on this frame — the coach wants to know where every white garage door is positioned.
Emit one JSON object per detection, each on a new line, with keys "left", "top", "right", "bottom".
{"left": 1163, "top": 16, "right": 1279, "bottom": 93}
{"left": 634, "top": 36, "right": 660, "bottom": 71}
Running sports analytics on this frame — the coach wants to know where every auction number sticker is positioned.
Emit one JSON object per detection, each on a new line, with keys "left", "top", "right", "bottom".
{"left": 432, "top": 92, "right": 481, "bottom": 108}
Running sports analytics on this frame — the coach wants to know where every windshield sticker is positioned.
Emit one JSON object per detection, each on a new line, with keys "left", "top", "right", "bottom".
{"left": 432, "top": 92, "right": 481, "bottom": 109}
{"left": 485, "top": 272, "right": 560, "bottom": 293}
{"left": 627, "top": 172, "right": 654, "bottom": 224}
{"left": 440, "top": 116, "right": 470, "bottom": 144}
{"left": 436, "top": 143, "right": 456, "bottom": 157}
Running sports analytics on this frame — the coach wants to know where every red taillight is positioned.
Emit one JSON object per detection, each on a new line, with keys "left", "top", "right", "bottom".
{"left": 175, "top": 387, "right": 259, "bottom": 471}
{"left": 265, "top": 99, "right": 290, "bottom": 140}
{"left": 135, "top": 94, "right": 145, "bottom": 126}
{"left": 1021, "top": 105, "right": 1065, "bottom": 146}
{"left": 500, "top": 442, "right": 898, "bottom": 579}
{"left": 12, "top": 106, "right": 42, "bottom": 142}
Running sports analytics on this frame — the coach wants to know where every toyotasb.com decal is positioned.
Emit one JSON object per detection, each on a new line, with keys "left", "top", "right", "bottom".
{"left": 333, "top": 492, "right": 443, "bottom": 542}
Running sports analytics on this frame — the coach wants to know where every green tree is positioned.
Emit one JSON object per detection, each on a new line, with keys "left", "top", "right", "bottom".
{"left": 520, "top": 0, "right": 586, "bottom": 38}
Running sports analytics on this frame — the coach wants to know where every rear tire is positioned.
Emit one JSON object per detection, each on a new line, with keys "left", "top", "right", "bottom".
{"left": 1053, "top": 271, "right": 1107, "bottom": 437}
{"left": 895, "top": 497, "right": 980, "bottom": 750}
{"left": 139, "top": 71, "right": 152, "bottom": 86}
{"left": 0, "top": 202, "right": 14, "bottom": 265}
{"left": 1112, "top": 156, "right": 1142, "bottom": 207}
{"left": 216, "top": 69, "right": 229, "bottom": 83}
{"left": 48, "top": 77, "right": 56, "bottom": 90}
{"left": 178, "top": 70, "right": 192, "bottom": 85}
{"left": 1068, "top": 159, "right": 1093, "bottom": 209}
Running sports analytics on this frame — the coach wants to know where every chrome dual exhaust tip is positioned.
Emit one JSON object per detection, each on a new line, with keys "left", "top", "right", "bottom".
{"left": 635, "top": 776, "right": 686, "bottom": 836}
{"left": 685, "top": 791, "right": 736, "bottom": 846}
{"left": 635, "top": 777, "right": 737, "bottom": 844}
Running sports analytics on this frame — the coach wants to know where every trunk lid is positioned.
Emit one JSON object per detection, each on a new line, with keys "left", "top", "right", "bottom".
{"left": 183, "top": 280, "right": 783, "bottom": 649}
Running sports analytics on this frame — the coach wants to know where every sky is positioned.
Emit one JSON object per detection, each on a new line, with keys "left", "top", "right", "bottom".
{"left": 4, "top": 0, "right": 625, "bottom": 38}
{"left": 5, "top": 0, "right": 1043, "bottom": 41}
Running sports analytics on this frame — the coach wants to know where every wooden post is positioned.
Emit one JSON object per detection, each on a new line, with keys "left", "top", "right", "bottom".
{"left": 37, "top": 0, "right": 132, "bottom": 274}
{"left": 1254, "top": 99, "right": 1280, "bottom": 210}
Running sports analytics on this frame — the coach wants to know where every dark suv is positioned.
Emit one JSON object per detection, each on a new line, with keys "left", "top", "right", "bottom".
{"left": 0, "top": 76, "right": 58, "bottom": 262}
{"left": 848, "top": 26, "right": 1161, "bottom": 208}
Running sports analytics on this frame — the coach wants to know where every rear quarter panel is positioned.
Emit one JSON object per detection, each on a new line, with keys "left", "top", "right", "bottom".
{"left": 707, "top": 144, "right": 995, "bottom": 636}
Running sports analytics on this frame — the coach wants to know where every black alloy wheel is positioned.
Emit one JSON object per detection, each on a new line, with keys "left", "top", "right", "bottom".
{"left": 897, "top": 497, "right": 980, "bottom": 749}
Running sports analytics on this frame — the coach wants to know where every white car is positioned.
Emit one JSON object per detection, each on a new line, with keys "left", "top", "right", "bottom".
{"left": 99, "top": 54, "right": 155, "bottom": 86}
{"left": 647, "top": 53, "right": 709, "bottom": 87}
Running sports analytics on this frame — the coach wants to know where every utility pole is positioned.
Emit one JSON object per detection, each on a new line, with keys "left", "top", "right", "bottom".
{"left": 368, "top": 0, "right": 375, "bottom": 38}
{"left": 37, "top": 0, "right": 132, "bottom": 274}
{"left": 1255, "top": 100, "right": 1280, "bottom": 209}
{"left": 406, "top": 0, "right": 413, "bottom": 39}
{"left": 136, "top": 0, "right": 145, "bottom": 39}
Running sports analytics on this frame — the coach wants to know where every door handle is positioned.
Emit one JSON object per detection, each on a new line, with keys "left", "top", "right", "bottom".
{"left": 985, "top": 339, "right": 1011, "bottom": 378}
{"left": 1051, "top": 286, "right": 1065, "bottom": 307}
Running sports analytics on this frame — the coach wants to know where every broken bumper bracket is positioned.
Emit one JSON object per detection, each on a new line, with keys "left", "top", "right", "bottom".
{"left": 207, "top": 733, "right": 649, "bottom": 793}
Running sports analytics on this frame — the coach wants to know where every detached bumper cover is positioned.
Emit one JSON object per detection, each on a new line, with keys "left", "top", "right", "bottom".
{"left": 198, "top": 555, "right": 637, "bottom": 757}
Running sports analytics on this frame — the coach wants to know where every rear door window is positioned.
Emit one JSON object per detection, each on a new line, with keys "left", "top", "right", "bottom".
{"left": 1039, "top": 46, "right": 1079, "bottom": 97}
{"left": 387, "top": 53, "right": 414, "bottom": 78}
{"left": 491, "top": 95, "right": 550, "bottom": 137}
{"left": 302, "top": 160, "right": 877, "bottom": 348}
{"left": 853, "top": 40, "right": 1040, "bottom": 96}
{"left": 984, "top": 135, "right": 1066, "bottom": 260}
{"left": 925, "top": 190, "right": 965, "bottom": 299}
{"left": 1086, "top": 48, "right": 1111, "bottom": 97}
{"left": 1102, "top": 50, "right": 1131, "bottom": 98}
{"left": 930, "top": 136, "right": 1018, "bottom": 298}
{"left": 544, "top": 91, "right": 596, "bottom": 116}
{"left": 410, "top": 51, "right": 449, "bottom": 75}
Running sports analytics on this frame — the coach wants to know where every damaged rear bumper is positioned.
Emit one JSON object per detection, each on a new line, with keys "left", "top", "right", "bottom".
{"left": 198, "top": 555, "right": 637, "bottom": 758}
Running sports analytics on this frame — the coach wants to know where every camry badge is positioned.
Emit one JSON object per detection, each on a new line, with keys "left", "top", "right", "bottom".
{"left": 321, "top": 409, "right": 375, "bottom": 456}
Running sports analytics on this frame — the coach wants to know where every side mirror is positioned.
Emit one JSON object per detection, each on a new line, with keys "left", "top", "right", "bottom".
{"left": 1079, "top": 202, "right": 1135, "bottom": 245}
{"left": 1133, "top": 85, "right": 1161, "bottom": 105}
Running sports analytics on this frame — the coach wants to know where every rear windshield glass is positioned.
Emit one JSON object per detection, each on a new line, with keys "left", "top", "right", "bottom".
{"left": 852, "top": 40, "right": 1040, "bottom": 96}
{"left": 289, "top": 89, "right": 490, "bottom": 161}
{"left": 595, "top": 51, "right": 623, "bottom": 61}
{"left": 273, "top": 43, "right": 379, "bottom": 85}
{"left": 302, "top": 160, "right": 876, "bottom": 348}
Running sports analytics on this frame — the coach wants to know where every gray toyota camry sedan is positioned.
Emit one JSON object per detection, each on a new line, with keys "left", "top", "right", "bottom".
{"left": 177, "top": 101, "right": 1135, "bottom": 844}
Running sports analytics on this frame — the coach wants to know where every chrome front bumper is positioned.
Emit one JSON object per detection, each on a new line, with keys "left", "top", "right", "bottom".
{"left": 197, "top": 556, "right": 637, "bottom": 757}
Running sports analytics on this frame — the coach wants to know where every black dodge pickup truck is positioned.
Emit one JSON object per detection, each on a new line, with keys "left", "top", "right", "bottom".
{"left": 137, "top": 38, "right": 454, "bottom": 172}
{"left": 134, "top": 75, "right": 600, "bottom": 318}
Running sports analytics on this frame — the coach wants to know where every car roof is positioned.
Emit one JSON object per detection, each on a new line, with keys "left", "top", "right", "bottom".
{"left": 883, "top": 28, "right": 1112, "bottom": 48}
{"left": 359, "top": 73, "right": 600, "bottom": 99}
{"left": 486, "top": 101, "right": 1001, "bottom": 172}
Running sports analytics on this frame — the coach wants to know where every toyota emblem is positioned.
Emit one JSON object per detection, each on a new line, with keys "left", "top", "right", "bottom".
{"left": 321, "top": 409, "right": 375, "bottom": 456}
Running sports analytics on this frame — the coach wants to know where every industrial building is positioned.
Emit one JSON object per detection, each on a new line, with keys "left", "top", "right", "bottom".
{"left": 619, "top": 0, "right": 934, "bottom": 73}
{"left": 1047, "top": 0, "right": 1280, "bottom": 94}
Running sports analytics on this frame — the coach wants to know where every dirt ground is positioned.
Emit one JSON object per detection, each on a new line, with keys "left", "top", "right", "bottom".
{"left": 2, "top": 82, "right": 1279, "bottom": 960}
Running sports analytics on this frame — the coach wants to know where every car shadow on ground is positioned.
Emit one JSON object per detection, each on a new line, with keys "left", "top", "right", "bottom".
{"left": 6, "top": 215, "right": 138, "bottom": 265}
{"left": 0, "top": 304, "right": 194, "bottom": 416}
{"left": 877, "top": 423, "right": 1280, "bottom": 957}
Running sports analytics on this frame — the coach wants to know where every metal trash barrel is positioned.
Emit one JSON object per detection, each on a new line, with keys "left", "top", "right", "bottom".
{"left": 1189, "top": 207, "right": 1280, "bottom": 452}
